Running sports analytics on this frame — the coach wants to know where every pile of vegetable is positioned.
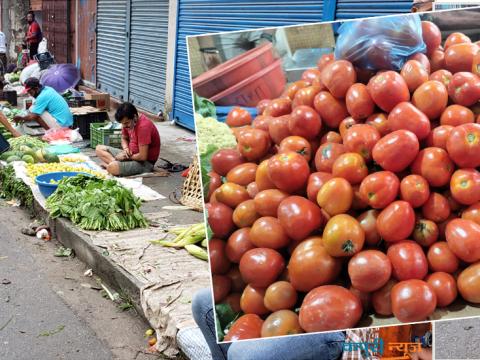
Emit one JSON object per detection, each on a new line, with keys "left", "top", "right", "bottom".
{"left": 1, "top": 136, "right": 60, "bottom": 165}
{"left": 0, "top": 165, "right": 33, "bottom": 209}
{"left": 152, "top": 223, "right": 208, "bottom": 261}
{"left": 25, "top": 163, "right": 105, "bottom": 180}
{"left": 46, "top": 175, "right": 148, "bottom": 231}
{"left": 196, "top": 114, "right": 237, "bottom": 155}
{"left": 205, "top": 23, "right": 480, "bottom": 341}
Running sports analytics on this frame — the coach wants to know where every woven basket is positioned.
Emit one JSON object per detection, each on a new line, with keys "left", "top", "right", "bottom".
{"left": 180, "top": 155, "right": 204, "bottom": 212}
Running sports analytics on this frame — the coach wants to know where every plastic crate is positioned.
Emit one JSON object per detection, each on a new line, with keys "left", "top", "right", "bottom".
{"left": 90, "top": 122, "right": 122, "bottom": 149}
{"left": 72, "top": 111, "right": 109, "bottom": 139}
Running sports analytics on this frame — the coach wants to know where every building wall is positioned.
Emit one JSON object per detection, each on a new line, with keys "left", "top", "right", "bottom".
{"left": 2, "top": 0, "right": 30, "bottom": 63}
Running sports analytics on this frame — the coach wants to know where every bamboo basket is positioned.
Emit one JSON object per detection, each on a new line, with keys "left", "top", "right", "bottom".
{"left": 180, "top": 155, "right": 204, "bottom": 212}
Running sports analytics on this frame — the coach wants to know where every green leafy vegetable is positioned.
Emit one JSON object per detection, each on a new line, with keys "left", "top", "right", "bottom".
{"left": 215, "top": 302, "right": 242, "bottom": 342}
{"left": 194, "top": 93, "right": 216, "bottom": 119}
{"left": 200, "top": 144, "right": 219, "bottom": 200}
{"left": 0, "top": 165, "right": 33, "bottom": 210}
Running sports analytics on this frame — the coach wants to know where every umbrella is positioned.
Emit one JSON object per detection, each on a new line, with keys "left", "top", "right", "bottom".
{"left": 40, "top": 64, "right": 81, "bottom": 93}
{"left": 20, "top": 62, "right": 41, "bottom": 84}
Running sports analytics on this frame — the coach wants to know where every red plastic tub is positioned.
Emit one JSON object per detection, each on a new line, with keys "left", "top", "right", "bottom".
{"left": 192, "top": 43, "right": 275, "bottom": 99}
{"left": 210, "top": 59, "right": 286, "bottom": 107}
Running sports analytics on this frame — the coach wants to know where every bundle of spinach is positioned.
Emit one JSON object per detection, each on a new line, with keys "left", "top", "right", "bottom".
{"left": 0, "top": 165, "right": 33, "bottom": 210}
{"left": 46, "top": 175, "right": 149, "bottom": 231}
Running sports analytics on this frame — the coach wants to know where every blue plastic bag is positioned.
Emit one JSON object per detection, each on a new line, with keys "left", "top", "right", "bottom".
{"left": 334, "top": 14, "right": 426, "bottom": 71}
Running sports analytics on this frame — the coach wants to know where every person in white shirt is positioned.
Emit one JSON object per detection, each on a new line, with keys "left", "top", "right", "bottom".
{"left": 0, "top": 31, "right": 7, "bottom": 73}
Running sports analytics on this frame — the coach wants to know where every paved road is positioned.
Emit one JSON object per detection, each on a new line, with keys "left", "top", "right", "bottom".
{"left": 436, "top": 318, "right": 480, "bottom": 359}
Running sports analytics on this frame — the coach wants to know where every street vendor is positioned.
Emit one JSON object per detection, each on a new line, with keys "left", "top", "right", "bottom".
{"left": 95, "top": 102, "right": 161, "bottom": 177}
{"left": 0, "top": 77, "right": 73, "bottom": 137}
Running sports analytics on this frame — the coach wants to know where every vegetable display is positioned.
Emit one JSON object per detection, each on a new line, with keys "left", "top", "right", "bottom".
{"left": 1, "top": 136, "right": 60, "bottom": 165}
{"left": 204, "top": 23, "right": 480, "bottom": 341}
{"left": 26, "top": 163, "right": 105, "bottom": 180}
{"left": 0, "top": 165, "right": 33, "bottom": 209}
{"left": 196, "top": 114, "right": 237, "bottom": 155}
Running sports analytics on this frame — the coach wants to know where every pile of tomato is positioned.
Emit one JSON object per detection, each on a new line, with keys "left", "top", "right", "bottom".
{"left": 206, "top": 21, "right": 480, "bottom": 342}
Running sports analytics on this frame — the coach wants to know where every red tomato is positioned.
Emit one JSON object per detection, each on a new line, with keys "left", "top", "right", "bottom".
{"left": 446, "top": 123, "right": 480, "bottom": 168}
{"left": 462, "top": 202, "right": 480, "bottom": 225}
{"left": 250, "top": 217, "right": 290, "bottom": 249}
{"left": 422, "top": 21, "right": 442, "bottom": 56}
{"left": 400, "top": 175, "right": 430, "bottom": 208}
{"left": 473, "top": 48, "right": 480, "bottom": 77}
{"left": 278, "top": 136, "right": 312, "bottom": 162}
{"left": 332, "top": 153, "right": 368, "bottom": 185}
{"left": 367, "top": 71, "right": 410, "bottom": 112}
{"left": 237, "top": 128, "right": 271, "bottom": 161}
{"left": 255, "top": 160, "right": 275, "bottom": 191}
{"left": 239, "top": 248, "right": 285, "bottom": 288}
{"left": 343, "top": 124, "right": 380, "bottom": 162}
{"left": 427, "top": 241, "right": 459, "bottom": 273}
{"left": 206, "top": 202, "right": 235, "bottom": 239}
{"left": 313, "top": 91, "right": 348, "bottom": 128}
{"left": 226, "top": 163, "right": 258, "bottom": 186}
{"left": 224, "top": 293, "right": 242, "bottom": 313}
{"left": 445, "top": 218, "right": 480, "bottom": 263}
{"left": 240, "top": 284, "right": 269, "bottom": 315}
{"left": 306, "top": 172, "right": 333, "bottom": 202}
{"left": 447, "top": 72, "right": 480, "bottom": 106}
{"left": 365, "top": 113, "right": 390, "bottom": 136}
{"left": 256, "top": 99, "right": 271, "bottom": 115}
{"left": 323, "top": 214, "right": 365, "bottom": 257}
{"left": 352, "top": 184, "right": 369, "bottom": 211}
{"left": 268, "top": 115, "right": 291, "bottom": 145}
{"left": 457, "top": 262, "right": 480, "bottom": 303}
{"left": 213, "top": 275, "right": 231, "bottom": 303}
{"left": 429, "top": 69, "right": 452, "bottom": 87}
{"left": 321, "top": 60, "right": 357, "bottom": 99}
{"left": 211, "top": 149, "right": 245, "bottom": 176}
{"left": 288, "top": 237, "right": 342, "bottom": 292}
{"left": 317, "top": 53, "right": 334, "bottom": 71}
{"left": 209, "top": 238, "right": 231, "bottom": 275}
{"left": 226, "top": 107, "right": 252, "bottom": 127}
{"left": 226, "top": 228, "right": 255, "bottom": 263}
{"left": 264, "top": 281, "right": 298, "bottom": 312}
{"left": 359, "top": 171, "right": 400, "bottom": 209}
{"left": 320, "top": 131, "right": 342, "bottom": 144}
{"left": 339, "top": 117, "right": 358, "bottom": 140}
{"left": 317, "top": 178, "right": 354, "bottom": 216}
{"left": 357, "top": 210, "right": 381, "bottom": 246}
{"left": 345, "top": 83, "right": 375, "bottom": 120}
{"left": 409, "top": 53, "right": 431, "bottom": 74}
{"left": 207, "top": 171, "right": 222, "bottom": 202}
{"left": 348, "top": 250, "right": 392, "bottom": 292}
{"left": 430, "top": 49, "right": 446, "bottom": 73}
{"left": 426, "top": 125, "right": 453, "bottom": 150}
{"left": 224, "top": 314, "right": 263, "bottom": 341}
{"left": 302, "top": 68, "right": 322, "bottom": 84}
{"left": 299, "top": 285, "right": 363, "bottom": 332}
{"left": 227, "top": 267, "right": 246, "bottom": 293}
{"left": 372, "top": 279, "right": 397, "bottom": 316}
{"left": 216, "top": 182, "right": 250, "bottom": 208}
{"left": 254, "top": 189, "right": 289, "bottom": 217}
{"left": 412, "top": 80, "right": 448, "bottom": 120}
{"left": 232, "top": 200, "right": 259, "bottom": 228}
{"left": 450, "top": 169, "right": 480, "bottom": 205}
{"left": 388, "top": 102, "right": 431, "bottom": 140}
{"left": 252, "top": 115, "right": 272, "bottom": 131}
{"left": 264, "top": 98, "right": 292, "bottom": 117}
{"left": 422, "top": 192, "right": 451, "bottom": 223}
{"left": 277, "top": 196, "right": 324, "bottom": 242}
{"left": 377, "top": 201, "right": 415, "bottom": 243}
{"left": 425, "top": 272, "right": 458, "bottom": 307}
{"left": 413, "top": 219, "right": 439, "bottom": 247}
{"left": 400, "top": 60, "right": 429, "bottom": 92}
{"left": 267, "top": 152, "right": 309, "bottom": 193}
{"left": 445, "top": 43, "right": 479, "bottom": 73}
{"left": 411, "top": 147, "right": 454, "bottom": 188}
{"left": 445, "top": 32, "right": 471, "bottom": 49}
{"left": 372, "top": 130, "right": 419, "bottom": 172}
{"left": 288, "top": 106, "right": 322, "bottom": 140}
{"left": 440, "top": 105, "right": 475, "bottom": 127}
{"left": 391, "top": 280, "right": 437, "bottom": 322}
{"left": 261, "top": 310, "right": 303, "bottom": 338}
{"left": 349, "top": 286, "right": 372, "bottom": 313}
{"left": 444, "top": 189, "right": 462, "bottom": 212}
{"left": 314, "top": 143, "right": 346, "bottom": 173}
{"left": 284, "top": 80, "right": 310, "bottom": 100}
{"left": 292, "top": 86, "right": 322, "bottom": 108}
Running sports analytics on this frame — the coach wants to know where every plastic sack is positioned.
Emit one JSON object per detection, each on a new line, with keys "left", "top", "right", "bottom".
{"left": 334, "top": 14, "right": 426, "bottom": 71}
{"left": 42, "top": 128, "right": 83, "bottom": 144}
{"left": 38, "top": 38, "right": 48, "bottom": 54}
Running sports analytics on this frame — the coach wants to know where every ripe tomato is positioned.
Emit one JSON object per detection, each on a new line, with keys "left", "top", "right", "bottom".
{"left": 445, "top": 43, "right": 479, "bottom": 73}
{"left": 343, "top": 124, "right": 381, "bottom": 162}
{"left": 292, "top": 86, "right": 322, "bottom": 108}
{"left": 232, "top": 200, "right": 259, "bottom": 228}
{"left": 252, "top": 115, "right": 272, "bottom": 131}
{"left": 367, "top": 71, "right": 410, "bottom": 112}
{"left": 365, "top": 113, "right": 390, "bottom": 136}
{"left": 372, "top": 279, "right": 397, "bottom": 316}
{"left": 473, "top": 48, "right": 480, "bottom": 76}
{"left": 359, "top": 171, "right": 400, "bottom": 209}
{"left": 299, "top": 285, "right": 363, "bottom": 332}
{"left": 317, "top": 178, "right": 353, "bottom": 216}
{"left": 440, "top": 105, "right": 475, "bottom": 127}
{"left": 413, "top": 219, "right": 439, "bottom": 247}
{"left": 267, "top": 152, "right": 309, "bottom": 193}
{"left": 349, "top": 286, "right": 372, "bottom": 313}
{"left": 445, "top": 218, "right": 480, "bottom": 263}
{"left": 228, "top": 267, "right": 246, "bottom": 293}
{"left": 288, "top": 237, "right": 341, "bottom": 292}
{"left": 254, "top": 189, "right": 289, "bottom": 217}
{"left": 320, "top": 131, "right": 342, "bottom": 144}
{"left": 288, "top": 105, "right": 322, "bottom": 140}
{"left": 345, "top": 83, "right": 375, "bottom": 120}
{"left": 429, "top": 69, "right": 452, "bottom": 87}
{"left": 357, "top": 210, "right": 381, "bottom": 246}
{"left": 425, "top": 125, "right": 453, "bottom": 150}
{"left": 237, "top": 128, "right": 271, "bottom": 161}
{"left": 306, "top": 172, "right": 333, "bottom": 202}
{"left": 332, "top": 153, "right": 368, "bottom": 185}
{"left": 255, "top": 160, "right": 275, "bottom": 191}
{"left": 450, "top": 169, "right": 480, "bottom": 205}
{"left": 224, "top": 293, "right": 242, "bottom": 313}
{"left": 400, "top": 60, "right": 429, "bottom": 92}
{"left": 388, "top": 102, "right": 431, "bottom": 140}
{"left": 445, "top": 32, "right": 471, "bottom": 49}
{"left": 223, "top": 314, "right": 263, "bottom": 341}
{"left": 391, "top": 280, "right": 437, "bottom": 322}
{"left": 412, "top": 80, "right": 448, "bottom": 120}
{"left": 447, "top": 72, "right": 480, "bottom": 106}
{"left": 446, "top": 123, "right": 480, "bottom": 168}
{"left": 213, "top": 275, "right": 231, "bottom": 303}
{"left": 372, "top": 130, "right": 419, "bottom": 172}
{"left": 277, "top": 196, "right": 324, "bottom": 242}
{"left": 302, "top": 68, "right": 322, "bottom": 84}
{"left": 284, "top": 80, "right": 310, "bottom": 100}
{"left": 261, "top": 310, "right": 303, "bottom": 338}
{"left": 317, "top": 53, "right": 334, "bottom": 71}
{"left": 250, "top": 217, "right": 290, "bottom": 249}
{"left": 226, "top": 228, "right": 255, "bottom": 263}
{"left": 430, "top": 49, "right": 446, "bottom": 73}
{"left": 226, "top": 163, "right": 258, "bottom": 186}
{"left": 457, "top": 262, "right": 480, "bottom": 303}
{"left": 211, "top": 148, "right": 245, "bottom": 176}
{"left": 264, "top": 281, "right": 298, "bottom": 312}
{"left": 321, "top": 60, "right": 357, "bottom": 98}
{"left": 411, "top": 147, "right": 454, "bottom": 188}
{"left": 425, "top": 272, "right": 457, "bottom": 307}
{"left": 348, "top": 250, "right": 392, "bottom": 292}
{"left": 209, "top": 238, "right": 231, "bottom": 275}
{"left": 268, "top": 115, "right": 291, "bottom": 145}
{"left": 422, "top": 192, "right": 451, "bottom": 223}
{"left": 216, "top": 182, "right": 250, "bottom": 208}
{"left": 226, "top": 107, "right": 252, "bottom": 127}
{"left": 352, "top": 184, "right": 369, "bottom": 211}
{"left": 323, "top": 214, "right": 365, "bottom": 257}
{"left": 240, "top": 284, "right": 269, "bottom": 315}
{"left": 339, "top": 117, "right": 358, "bottom": 140}
{"left": 239, "top": 248, "right": 285, "bottom": 288}
{"left": 207, "top": 202, "right": 235, "bottom": 238}
{"left": 444, "top": 189, "right": 462, "bottom": 212}
{"left": 400, "top": 175, "right": 430, "bottom": 208}
{"left": 422, "top": 21, "right": 442, "bottom": 56}
{"left": 313, "top": 91, "right": 348, "bottom": 128}
{"left": 278, "top": 136, "right": 312, "bottom": 162}
{"left": 377, "top": 201, "right": 415, "bottom": 243}
{"left": 427, "top": 241, "right": 459, "bottom": 273}
{"left": 256, "top": 99, "right": 271, "bottom": 115}
{"left": 409, "top": 53, "right": 431, "bottom": 74}
{"left": 462, "top": 202, "right": 480, "bottom": 225}
{"left": 314, "top": 143, "right": 346, "bottom": 173}
{"left": 207, "top": 171, "right": 222, "bottom": 202}
{"left": 264, "top": 98, "right": 292, "bottom": 117}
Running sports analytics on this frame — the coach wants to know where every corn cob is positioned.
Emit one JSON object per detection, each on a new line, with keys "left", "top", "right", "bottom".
{"left": 184, "top": 244, "right": 208, "bottom": 261}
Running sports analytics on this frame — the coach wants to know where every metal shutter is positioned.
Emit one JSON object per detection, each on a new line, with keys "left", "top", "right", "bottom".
{"left": 170, "top": 0, "right": 324, "bottom": 131}
{"left": 128, "top": 0, "right": 169, "bottom": 115}
{"left": 335, "top": 0, "right": 413, "bottom": 20}
{"left": 96, "top": 0, "right": 128, "bottom": 99}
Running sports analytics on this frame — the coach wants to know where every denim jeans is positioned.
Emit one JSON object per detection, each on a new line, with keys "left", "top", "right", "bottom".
{"left": 192, "top": 288, "right": 345, "bottom": 360}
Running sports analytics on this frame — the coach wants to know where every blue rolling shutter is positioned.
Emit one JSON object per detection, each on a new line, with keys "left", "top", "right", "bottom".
{"left": 335, "top": 0, "right": 413, "bottom": 20}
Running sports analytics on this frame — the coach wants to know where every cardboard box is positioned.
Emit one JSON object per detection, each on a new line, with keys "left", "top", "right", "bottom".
{"left": 84, "top": 93, "right": 110, "bottom": 111}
